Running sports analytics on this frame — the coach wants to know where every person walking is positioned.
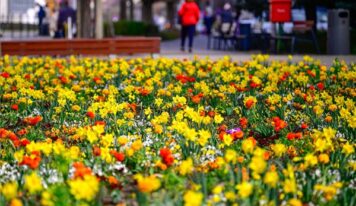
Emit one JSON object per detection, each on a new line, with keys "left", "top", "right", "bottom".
{"left": 178, "top": 0, "right": 200, "bottom": 53}
{"left": 203, "top": 1, "right": 215, "bottom": 49}
{"left": 37, "top": 3, "right": 46, "bottom": 36}
{"left": 56, "top": 0, "right": 76, "bottom": 38}
{"left": 48, "top": 7, "right": 59, "bottom": 38}
{"left": 220, "top": 3, "right": 233, "bottom": 24}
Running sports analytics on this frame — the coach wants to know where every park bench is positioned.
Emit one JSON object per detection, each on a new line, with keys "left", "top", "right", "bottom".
{"left": 0, "top": 37, "right": 160, "bottom": 56}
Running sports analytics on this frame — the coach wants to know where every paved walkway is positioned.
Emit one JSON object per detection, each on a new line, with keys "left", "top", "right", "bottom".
{"left": 161, "top": 34, "right": 239, "bottom": 55}
{"left": 160, "top": 35, "right": 356, "bottom": 65}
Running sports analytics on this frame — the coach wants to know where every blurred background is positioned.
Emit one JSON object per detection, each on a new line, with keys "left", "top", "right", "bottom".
{"left": 0, "top": 0, "right": 355, "bottom": 54}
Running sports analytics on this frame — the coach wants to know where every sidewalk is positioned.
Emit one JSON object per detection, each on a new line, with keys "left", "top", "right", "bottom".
{"left": 161, "top": 34, "right": 241, "bottom": 55}
{"left": 160, "top": 35, "right": 356, "bottom": 65}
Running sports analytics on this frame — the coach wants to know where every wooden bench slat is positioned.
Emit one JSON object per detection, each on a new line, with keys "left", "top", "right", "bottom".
{"left": 0, "top": 37, "right": 161, "bottom": 56}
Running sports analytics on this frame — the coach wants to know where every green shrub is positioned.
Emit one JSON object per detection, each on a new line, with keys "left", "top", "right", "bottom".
{"left": 104, "top": 20, "right": 159, "bottom": 37}
{"left": 104, "top": 21, "right": 181, "bottom": 41}
{"left": 159, "top": 28, "right": 180, "bottom": 41}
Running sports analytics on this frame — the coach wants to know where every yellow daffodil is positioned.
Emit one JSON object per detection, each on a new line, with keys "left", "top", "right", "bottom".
{"left": 236, "top": 182, "right": 253, "bottom": 198}
{"left": 184, "top": 190, "right": 203, "bottom": 206}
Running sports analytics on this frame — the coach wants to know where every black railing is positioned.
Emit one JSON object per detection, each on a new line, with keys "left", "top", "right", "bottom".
{"left": 0, "top": 14, "right": 39, "bottom": 39}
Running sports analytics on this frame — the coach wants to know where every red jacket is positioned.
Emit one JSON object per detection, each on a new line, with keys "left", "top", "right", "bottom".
{"left": 178, "top": 2, "right": 200, "bottom": 26}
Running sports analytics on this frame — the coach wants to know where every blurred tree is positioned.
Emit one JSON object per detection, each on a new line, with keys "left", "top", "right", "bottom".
{"left": 142, "top": 0, "right": 154, "bottom": 23}
{"left": 242, "top": 0, "right": 269, "bottom": 16}
{"left": 296, "top": 0, "right": 318, "bottom": 29}
{"left": 77, "top": 0, "right": 92, "bottom": 38}
{"left": 236, "top": 0, "right": 268, "bottom": 17}
{"left": 167, "top": 0, "right": 176, "bottom": 27}
{"left": 129, "top": 0, "right": 134, "bottom": 20}
{"left": 120, "top": 0, "right": 127, "bottom": 20}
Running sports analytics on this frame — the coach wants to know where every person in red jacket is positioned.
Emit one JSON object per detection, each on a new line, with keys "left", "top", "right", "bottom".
{"left": 178, "top": 0, "right": 200, "bottom": 53}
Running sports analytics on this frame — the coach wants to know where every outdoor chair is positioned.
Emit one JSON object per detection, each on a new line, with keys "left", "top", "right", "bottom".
{"left": 212, "top": 22, "right": 231, "bottom": 50}
{"left": 291, "top": 21, "right": 320, "bottom": 54}
{"left": 273, "top": 35, "right": 295, "bottom": 53}
{"left": 251, "top": 32, "right": 271, "bottom": 53}
{"left": 222, "top": 22, "right": 238, "bottom": 50}
{"left": 211, "top": 22, "right": 251, "bottom": 51}
{"left": 211, "top": 26, "right": 221, "bottom": 49}
{"left": 270, "top": 23, "right": 295, "bottom": 54}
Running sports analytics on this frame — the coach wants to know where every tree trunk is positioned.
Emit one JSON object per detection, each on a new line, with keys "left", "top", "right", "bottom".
{"left": 167, "top": 0, "right": 175, "bottom": 28}
{"left": 326, "top": 0, "right": 335, "bottom": 9}
{"left": 316, "top": 0, "right": 335, "bottom": 9}
{"left": 142, "top": 0, "right": 153, "bottom": 24}
{"left": 95, "top": 0, "right": 103, "bottom": 39}
{"left": 129, "top": 0, "right": 134, "bottom": 20}
{"left": 195, "top": 0, "right": 201, "bottom": 8}
{"left": 77, "top": 0, "right": 92, "bottom": 38}
{"left": 304, "top": 1, "right": 317, "bottom": 30}
{"left": 120, "top": 0, "right": 127, "bottom": 20}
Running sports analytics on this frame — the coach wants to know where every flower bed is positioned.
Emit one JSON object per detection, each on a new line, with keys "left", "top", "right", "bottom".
{"left": 0, "top": 55, "right": 355, "bottom": 206}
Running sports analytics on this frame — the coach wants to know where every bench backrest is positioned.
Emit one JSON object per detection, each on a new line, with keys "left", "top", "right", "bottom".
{"left": 0, "top": 37, "right": 160, "bottom": 56}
